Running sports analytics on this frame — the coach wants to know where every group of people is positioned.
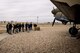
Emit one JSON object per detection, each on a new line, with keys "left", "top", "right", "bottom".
{"left": 6, "top": 22, "right": 33, "bottom": 34}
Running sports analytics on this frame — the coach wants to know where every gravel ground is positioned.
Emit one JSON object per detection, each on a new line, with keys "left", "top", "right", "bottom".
{"left": 0, "top": 25, "right": 80, "bottom": 53}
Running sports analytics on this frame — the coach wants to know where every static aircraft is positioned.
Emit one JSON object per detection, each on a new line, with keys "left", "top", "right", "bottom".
{"left": 52, "top": 8, "right": 69, "bottom": 26}
{"left": 50, "top": 0, "right": 80, "bottom": 35}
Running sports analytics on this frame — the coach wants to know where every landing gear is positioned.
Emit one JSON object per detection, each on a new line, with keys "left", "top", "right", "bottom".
{"left": 69, "top": 23, "right": 79, "bottom": 36}
{"left": 69, "top": 26, "right": 78, "bottom": 35}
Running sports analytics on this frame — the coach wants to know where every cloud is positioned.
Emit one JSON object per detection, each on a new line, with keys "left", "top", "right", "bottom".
{"left": 0, "top": 0, "right": 56, "bottom": 22}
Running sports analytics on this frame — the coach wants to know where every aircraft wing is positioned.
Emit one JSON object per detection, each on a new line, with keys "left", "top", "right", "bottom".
{"left": 50, "top": 0, "right": 75, "bottom": 21}
{"left": 51, "top": 0, "right": 80, "bottom": 6}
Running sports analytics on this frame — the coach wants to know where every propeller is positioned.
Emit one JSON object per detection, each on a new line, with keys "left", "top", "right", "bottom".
{"left": 52, "top": 18, "right": 55, "bottom": 26}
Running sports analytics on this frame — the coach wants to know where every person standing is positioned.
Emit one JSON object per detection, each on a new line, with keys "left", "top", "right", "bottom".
{"left": 13, "top": 24, "right": 15, "bottom": 33}
{"left": 13, "top": 24, "right": 18, "bottom": 34}
{"left": 6, "top": 23, "right": 9, "bottom": 33}
{"left": 8, "top": 23, "right": 12, "bottom": 34}
{"left": 25, "top": 23, "right": 28, "bottom": 31}
{"left": 29, "top": 22, "right": 32, "bottom": 30}
{"left": 21, "top": 23, "right": 24, "bottom": 32}
{"left": 19, "top": 23, "right": 21, "bottom": 32}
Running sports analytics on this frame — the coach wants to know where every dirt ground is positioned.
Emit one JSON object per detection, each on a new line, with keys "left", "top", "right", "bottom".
{"left": 0, "top": 25, "right": 80, "bottom": 53}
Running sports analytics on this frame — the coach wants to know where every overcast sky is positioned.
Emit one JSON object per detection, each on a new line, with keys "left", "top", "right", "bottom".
{"left": 0, "top": 0, "right": 56, "bottom": 23}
